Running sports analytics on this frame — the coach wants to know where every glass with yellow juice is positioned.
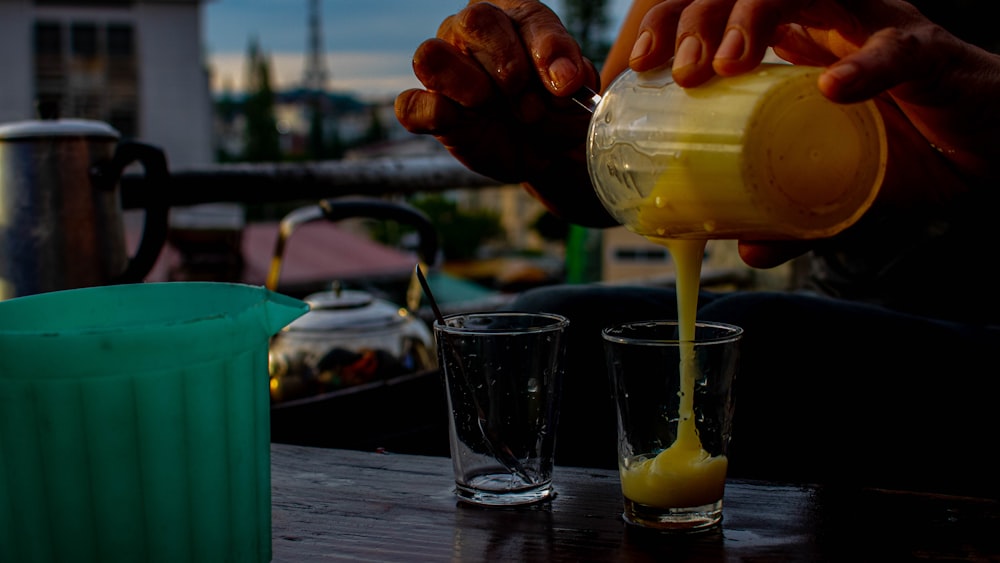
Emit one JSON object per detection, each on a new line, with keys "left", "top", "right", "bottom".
{"left": 603, "top": 321, "right": 742, "bottom": 531}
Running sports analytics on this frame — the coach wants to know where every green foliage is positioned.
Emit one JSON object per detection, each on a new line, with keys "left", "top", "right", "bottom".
{"left": 414, "top": 195, "right": 505, "bottom": 260}
{"left": 306, "top": 101, "right": 328, "bottom": 159}
{"left": 360, "top": 105, "right": 388, "bottom": 145}
{"left": 367, "top": 195, "right": 505, "bottom": 261}
{"left": 242, "top": 36, "right": 282, "bottom": 162}
{"left": 561, "top": 0, "right": 612, "bottom": 65}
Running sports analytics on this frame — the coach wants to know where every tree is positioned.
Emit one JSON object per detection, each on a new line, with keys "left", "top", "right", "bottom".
{"left": 359, "top": 105, "right": 388, "bottom": 146}
{"left": 213, "top": 80, "right": 240, "bottom": 162}
{"left": 368, "top": 195, "right": 505, "bottom": 261}
{"left": 306, "top": 101, "right": 331, "bottom": 160}
{"left": 561, "top": 0, "right": 612, "bottom": 66}
{"left": 242, "top": 36, "right": 281, "bottom": 162}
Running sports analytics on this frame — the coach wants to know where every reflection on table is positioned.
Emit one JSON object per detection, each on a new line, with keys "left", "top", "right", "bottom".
{"left": 271, "top": 444, "right": 1000, "bottom": 561}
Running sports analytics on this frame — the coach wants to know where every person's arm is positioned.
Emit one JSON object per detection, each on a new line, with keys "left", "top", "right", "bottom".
{"left": 600, "top": 0, "right": 663, "bottom": 90}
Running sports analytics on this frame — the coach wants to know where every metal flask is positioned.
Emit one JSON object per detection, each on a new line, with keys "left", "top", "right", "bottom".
{"left": 0, "top": 118, "right": 169, "bottom": 299}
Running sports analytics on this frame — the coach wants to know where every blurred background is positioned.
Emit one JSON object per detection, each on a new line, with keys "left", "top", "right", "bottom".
{"left": 1, "top": 0, "right": 994, "bottom": 452}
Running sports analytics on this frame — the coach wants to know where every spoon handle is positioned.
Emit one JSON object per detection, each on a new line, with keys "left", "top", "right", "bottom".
{"left": 415, "top": 265, "right": 445, "bottom": 323}
{"left": 572, "top": 86, "right": 601, "bottom": 114}
{"left": 416, "top": 264, "right": 536, "bottom": 484}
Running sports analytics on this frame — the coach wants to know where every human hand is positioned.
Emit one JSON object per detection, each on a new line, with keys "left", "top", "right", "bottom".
{"left": 626, "top": 0, "right": 1000, "bottom": 268}
{"left": 395, "top": 0, "right": 615, "bottom": 226}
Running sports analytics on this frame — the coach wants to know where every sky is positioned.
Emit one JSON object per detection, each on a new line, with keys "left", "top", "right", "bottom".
{"left": 203, "top": 0, "right": 629, "bottom": 101}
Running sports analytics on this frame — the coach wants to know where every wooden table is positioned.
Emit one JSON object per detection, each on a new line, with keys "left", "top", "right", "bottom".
{"left": 271, "top": 444, "right": 1000, "bottom": 561}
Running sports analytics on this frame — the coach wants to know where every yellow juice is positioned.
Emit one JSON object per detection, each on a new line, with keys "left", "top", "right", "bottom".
{"left": 618, "top": 238, "right": 728, "bottom": 508}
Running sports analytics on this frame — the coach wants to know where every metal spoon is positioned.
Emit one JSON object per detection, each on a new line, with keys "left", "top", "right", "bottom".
{"left": 414, "top": 264, "right": 534, "bottom": 484}
{"left": 572, "top": 85, "right": 602, "bottom": 114}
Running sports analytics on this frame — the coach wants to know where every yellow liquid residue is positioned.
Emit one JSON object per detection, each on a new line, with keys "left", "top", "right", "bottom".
{"left": 618, "top": 238, "right": 728, "bottom": 509}
{"left": 611, "top": 64, "right": 884, "bottom": 241}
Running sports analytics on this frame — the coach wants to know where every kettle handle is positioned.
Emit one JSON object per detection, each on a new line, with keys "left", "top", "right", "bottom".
{"left": 92, "top": 141, "right": 171, "bottom": 284}
{"left": 266, "top": 197, "right": 439, "bottom": 292}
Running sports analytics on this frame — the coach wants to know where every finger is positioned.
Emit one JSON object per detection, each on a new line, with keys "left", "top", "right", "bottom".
{"left": 678, "top": 0, "right": 857, "bottom": 80}
{"left": 411, "top": 38, "right": 496, "bottom": 108}
{"left": 818, "top": 25, "right": 940, "bottom": 104}
{"left": 443, "top": 3, "right": 535, "bottom": 97}
{"left": 513, "top": 1, "right": 595, "bottom": 94}
{"left": 394, "top": 89, "right": 465, "bottom": 136}
{"left": 670, "top": 0, "right": 739, "bottom": 85}
{"left": 629, "top": 0, "right": 689, "bottom": 71}
{"left": 445, "top": 1, "right": 590, "bottom": 97}
{"left": 396, "top": 86, "right": 526, "bottom": 183}
{"left": 711, "top": 0, "right": 798, "bottom": 75}
{"left": 770, "top": 23, "right": 841, "bottom": 67}
{"left": 737, "top": 240, "right": 812, "bottom": 269}
{"left": 709, "top": 0, "right": 855, "bottom": 77}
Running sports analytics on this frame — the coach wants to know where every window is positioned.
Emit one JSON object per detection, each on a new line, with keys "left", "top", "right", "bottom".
{"left": 36, "top": 0, "right": 134, "bottom": 5}
{"left": 106, "top": 24, "right": 134, "bottom": 57}
{"left": 614, "top": 248, "right": 671, "bottom": 263}
{"left": 109, "top": 106, "right": 138, "bottom": 138}
{"left": 70, "top": 22, "right": 98, "bottom": 57}
{"left": 33, "top": 17, "right": 139, "bottom": 134}
{"left": 34, "top": 21, "right": 62, "bottom": 56}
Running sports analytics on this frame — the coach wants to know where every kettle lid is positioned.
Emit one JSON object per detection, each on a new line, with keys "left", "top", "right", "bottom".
{"left": 306, "top": 288, "right": 375, "bottom": 311}
{"left": 0, "top": 118, "right": 120, "bottom": 141}
{"left": 285, "top": 288, "right": 407, "bottom": 332}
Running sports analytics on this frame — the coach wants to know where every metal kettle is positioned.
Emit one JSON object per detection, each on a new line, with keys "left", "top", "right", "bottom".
{"left": 0, "top": 117, "right": 169, "bottom": 299}
{"left": 266, "top": 197, "right": 439, "bottom": 404}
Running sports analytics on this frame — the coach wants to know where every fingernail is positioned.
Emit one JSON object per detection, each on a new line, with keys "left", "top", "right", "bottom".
{"left": 716, "top": 28, "right": 746, "bottom": 61}
{"left": 825, "top": 61, "right": 859, "bottom": 83}
{"left": 673, "top": 35, "right": 702, "bottom": 70}
{"left": 629, "top": 30, "right": 653, "bottom": 62}
{"left": 819, "top": 62, "right": 859, "bottom": 96}
{"left": 548, "top": 57, "right": 579, "bottom": 91}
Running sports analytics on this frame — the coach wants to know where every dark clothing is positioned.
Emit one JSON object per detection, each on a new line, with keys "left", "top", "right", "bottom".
{"left": 504, "top": 282, "right": 1000, "bottom": 499}
{"left": 805, "top": 188, "right": 1000, "bottom": 325}
{"left": 502, "top": 183, "right": 1000, "bottom": 497}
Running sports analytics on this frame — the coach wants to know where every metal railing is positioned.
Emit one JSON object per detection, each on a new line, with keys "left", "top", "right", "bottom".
{"left": 119, "top": 153, "right": 761, "bottom": 300}
{"left": 120, "top": 154, "right": 503, "bottom": 209}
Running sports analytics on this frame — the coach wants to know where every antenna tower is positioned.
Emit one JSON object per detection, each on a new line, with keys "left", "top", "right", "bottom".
{"left": 303, "top": 0, "right": 329, "bottom": 93}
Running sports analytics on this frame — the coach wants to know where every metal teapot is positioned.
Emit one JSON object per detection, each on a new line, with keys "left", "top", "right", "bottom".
{"left": 266, "top": 197, "right": 439, "bottom": 404}
{"left": 0, "top": 116, "right": 169, "bottom": 299}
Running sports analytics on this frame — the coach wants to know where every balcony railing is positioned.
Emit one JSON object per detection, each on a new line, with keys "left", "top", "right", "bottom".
{"left": 119, "top": 153, "right": 758, "bottom": 298}
{"left": 121, "top": 154, "right": 502, "bottom": 209}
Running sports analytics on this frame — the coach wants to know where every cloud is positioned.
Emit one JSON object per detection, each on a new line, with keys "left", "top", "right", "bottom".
{"left": 204, "top": 0, "right": 636, "bottom": 101}
{"left": 208, "top": 50, "right": 420, "bottom": 101}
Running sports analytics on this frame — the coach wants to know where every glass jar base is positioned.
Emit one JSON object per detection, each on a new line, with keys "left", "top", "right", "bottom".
{"left": 622, "top": 497, "right": 723, "bottom": 532}
{"left": 455, "top": 477, "right": 555, "bottom": 507}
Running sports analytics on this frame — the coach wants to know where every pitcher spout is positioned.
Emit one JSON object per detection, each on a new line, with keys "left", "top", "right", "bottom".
{"left": 262, "top": 288, "right": 310, "bottom": 335}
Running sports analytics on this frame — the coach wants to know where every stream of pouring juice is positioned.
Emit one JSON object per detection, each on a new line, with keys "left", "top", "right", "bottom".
{"left": 618, "top": 238, "right": 728, "bottom": 508}
{"left": 599, "top": 65, "right": 886, "bottom": 513}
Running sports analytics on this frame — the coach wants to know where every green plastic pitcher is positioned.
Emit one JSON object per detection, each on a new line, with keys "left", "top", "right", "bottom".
{"left": 0, "top": 282, "right": 308, "bottom": 563}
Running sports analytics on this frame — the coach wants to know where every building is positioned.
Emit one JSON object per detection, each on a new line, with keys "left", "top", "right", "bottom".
{"left": 600, "top": 228, "right": 799, "bottom": 291}
{"left": 0, "top": 0, "right": 214, "bottom": 168}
